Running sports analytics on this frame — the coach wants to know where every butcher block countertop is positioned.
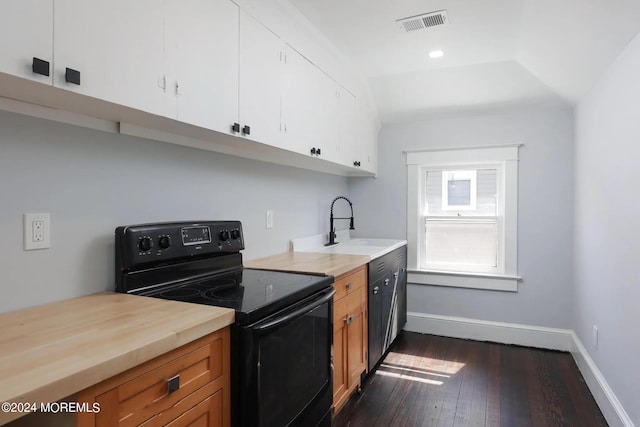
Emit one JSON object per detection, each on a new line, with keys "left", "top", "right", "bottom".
{"left": 0, "top": 292, "right": 234, "bottom": 425}
{"left": 245, "top": 252, "right": 370, "bottom": 277}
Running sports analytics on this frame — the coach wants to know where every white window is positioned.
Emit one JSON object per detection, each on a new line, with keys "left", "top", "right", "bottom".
{"left": 406, "top": 145, "right": 521, "bottom": 291}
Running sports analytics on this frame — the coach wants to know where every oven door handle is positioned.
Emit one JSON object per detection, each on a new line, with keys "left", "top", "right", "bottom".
{"left": 253, "top": 288, "right": 336, "bottom": 332}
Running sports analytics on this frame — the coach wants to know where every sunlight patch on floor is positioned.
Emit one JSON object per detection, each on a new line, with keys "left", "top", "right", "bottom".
{"left": 375, "top": 369, "right": 444, "bottom": 385}
{"left": 379, "top": 363, "right": 451, "bottom": 378}
{"left": 384, "top": 351, "right": 466, "bottom": 375}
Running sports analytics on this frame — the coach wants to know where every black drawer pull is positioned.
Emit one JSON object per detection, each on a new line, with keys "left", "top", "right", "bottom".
{"left": 232, "top": 122, "right": 240, "bottom": 133}
{"left": 167, "top": 375, "right": 180, "bottom": 394}
{"left": 65, "top": 68, "right": 81, "bottom": 85}
{"left": 242, "top": 125, "right": 251, "bottom": 135}
{"left": 32, "top": 57, "right": 50, "bottom": 77}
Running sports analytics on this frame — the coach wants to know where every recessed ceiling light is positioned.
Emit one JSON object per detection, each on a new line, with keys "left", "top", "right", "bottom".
{"left": 429, "top": 50, "right": 444, "bottom": 59}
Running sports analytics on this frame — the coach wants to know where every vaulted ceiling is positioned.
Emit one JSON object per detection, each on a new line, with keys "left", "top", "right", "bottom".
{"left": 288, "top": 0, "right": 640, "bottom": 122}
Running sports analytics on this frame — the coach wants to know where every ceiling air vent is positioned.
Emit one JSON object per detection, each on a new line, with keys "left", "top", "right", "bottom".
{"left": 396, "top": 10, "right": 449, "bottom": 32}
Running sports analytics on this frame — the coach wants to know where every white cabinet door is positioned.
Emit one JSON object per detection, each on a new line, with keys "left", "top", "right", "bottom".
{"left": 283, "top": 46, "right": 334, "bottom": 159}
{"left": 354, "top": 99, "right": 379, "bottom": 174}
{"left": 53, "top": 0, "right": 168, "bottom": 116}
{"left": 334, "top": 85, "right": 356, "bottom": 167}
{"left": 239, "top": 11, "right": 285, "bottom": 146}
{"left": 0, "top": 0, "right": 53, "bottom": 85}
{"left": 165, "top": 0, "right": 239, "bottom": 133}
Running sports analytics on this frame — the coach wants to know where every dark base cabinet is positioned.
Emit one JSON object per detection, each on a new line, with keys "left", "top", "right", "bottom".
{"left": 367, "top": 245, "right": 407, "bottom": 372}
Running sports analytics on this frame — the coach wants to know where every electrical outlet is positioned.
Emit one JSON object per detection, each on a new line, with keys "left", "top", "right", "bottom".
{"left": 592, "top": 325, "right": 598, "bottom": 349}
{"left": 266, "top": 209, "right": 274, "bottom": 229}
{"left": 24, "top": 213, "right": 51, "bottom": 250}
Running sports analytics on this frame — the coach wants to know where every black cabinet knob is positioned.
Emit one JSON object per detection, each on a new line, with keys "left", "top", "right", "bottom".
{"left": 353, "top": 161, "right": 362, "bottom": 167}
{"left": 310, "top": 147, "right": 317, "bottom": 155}
{"left": 65, "top": 68, "right": 81, "bottom": 85}
{"left": 32, "top": 57, "right": 50, "bottom": 77}
{"left": 242, "top": 125, "right": 251, "bottom": 135}
{"left": 316, "top": 148, "right": 321, "bottom": 155}
{"left": 167, "top": 375, "right": 180, "bottom": 394}
{"left": 232, "top": 122, "right": 240, "bottom": 133}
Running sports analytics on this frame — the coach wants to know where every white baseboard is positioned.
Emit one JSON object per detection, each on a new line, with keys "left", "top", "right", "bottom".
{"left": 570, "top": 332, "right": 634, "bottom": 427}
{"left": 405, "top": 312, "right": 573, "bottom": 350}
{"left": 404, "top": 312, "right": 635, "bottom": 427}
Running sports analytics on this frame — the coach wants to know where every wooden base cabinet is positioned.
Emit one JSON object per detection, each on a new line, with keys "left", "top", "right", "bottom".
{"left": 332, "top": 266, "right": 368, "bottom": 414}
{"left": 76, "top": 327, "right": 230, "bottom": 427}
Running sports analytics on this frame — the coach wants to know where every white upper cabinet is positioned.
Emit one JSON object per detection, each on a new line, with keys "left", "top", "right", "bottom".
{"left": 354, "top": 100, "right": 379, "bottom": 174}
{"left": 0, "top": 2, "right": 377, "bottom": 176}
{"left": 239, "top": 11, "right": 285, "bottom": 147}
{"left": 333, "top": 85, "right": 357, "bottom": 167}
{"left": 53, "top": 0, "right": 167, "bottom": 117}
{"left": 0, "top": 0, "right": 53, "bottom": 85}
{"left": 165, "top": 0, "right": 239, "bottom": 133}
{"left": 283, "top": 46, "right": 337, "bottom": 161}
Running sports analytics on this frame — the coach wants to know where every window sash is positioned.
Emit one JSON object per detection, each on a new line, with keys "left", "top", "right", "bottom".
{"left": 422, "top": 216, "right": 503, "bottom": 274}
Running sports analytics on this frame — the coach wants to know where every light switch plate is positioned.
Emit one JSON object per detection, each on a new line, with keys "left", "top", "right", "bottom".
{"left": 24, "top": 213, "right": 51, "bottom": 250}
{"left": 266, "top": 210, "right": 274, "bottom": 229}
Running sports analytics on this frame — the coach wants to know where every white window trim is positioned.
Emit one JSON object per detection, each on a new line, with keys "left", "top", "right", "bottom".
{"left": 405, "top": 144, "right": 522, "bottom": 292}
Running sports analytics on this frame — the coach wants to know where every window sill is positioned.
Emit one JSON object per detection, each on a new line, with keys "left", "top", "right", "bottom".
{"left": 407, "top": 269, "right": 521, "bottom": 292}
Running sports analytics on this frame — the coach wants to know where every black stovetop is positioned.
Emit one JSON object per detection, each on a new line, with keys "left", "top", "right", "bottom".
{"left": 137, "top": 267, "right": 333, "bottom": 324}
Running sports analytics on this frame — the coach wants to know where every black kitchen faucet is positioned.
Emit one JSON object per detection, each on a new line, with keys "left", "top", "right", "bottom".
{"left": 325, "top": 196, "right": 355, "bottom": 246}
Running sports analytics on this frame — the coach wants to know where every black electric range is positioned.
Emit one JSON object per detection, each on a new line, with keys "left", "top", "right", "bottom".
{"left": 115, "top": 221, "right": 334, "bottom": 427}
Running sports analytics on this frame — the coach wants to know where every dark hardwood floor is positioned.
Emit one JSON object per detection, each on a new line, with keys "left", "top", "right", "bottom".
{"left": 334, "top": 332, "right": 607, "bottom": 427}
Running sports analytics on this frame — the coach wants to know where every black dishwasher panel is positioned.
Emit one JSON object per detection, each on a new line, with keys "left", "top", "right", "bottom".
{"left": 367, "top": 245, "right": 407, "bottom": 372}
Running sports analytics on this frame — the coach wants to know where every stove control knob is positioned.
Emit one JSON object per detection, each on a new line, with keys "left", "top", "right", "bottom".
{"left": 138, "top": 237, "right": 153, "bottom": 252}
{"left": 219, "top": 230, "right": 230, "bottom": 241}
{"left": 230, "top": 229, "right": 241, "bottom": 240}
{"left": 159, "top": 235, "right": 172, "bottom": 249}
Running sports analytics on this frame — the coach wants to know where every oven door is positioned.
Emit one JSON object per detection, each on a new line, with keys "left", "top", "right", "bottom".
{"left": 237, "top": 287, "right": 335, "bottom": 427}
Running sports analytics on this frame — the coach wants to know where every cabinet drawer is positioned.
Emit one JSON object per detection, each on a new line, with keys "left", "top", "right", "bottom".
{"left": 77, "top": 328, "right": 229, "bottom": 427}
{"left": 112, "top": 338, "right": 222, "bottom": 426}
{"left": 334, "top": 266, "right": 367, "bottom": 301}
{"left": 334, "top": 283, "right": 365, "bottom": 332}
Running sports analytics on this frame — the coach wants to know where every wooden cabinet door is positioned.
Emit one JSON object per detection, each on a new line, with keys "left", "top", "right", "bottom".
{"left": 333, "top": 295, "right": 348, "bottom": 406}
{"left": 53, "top": 0, "right": 167, "bottom": 116}
{"left": 164, "top": 390, "right": 223, "bottom": 427}
{"left": 165, "top": 0, "right": 239, "bottom": 133}
{"left": 346, "top": 288, "right": 367, "bottom": 390}
{"left": 239, "top": 11, "right": 285, "bottom": 147}
{"left": 0, "top": 0, "right": 53, "bottom": 85}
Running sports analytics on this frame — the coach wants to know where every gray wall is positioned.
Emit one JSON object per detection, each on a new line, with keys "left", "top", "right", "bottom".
{"left": 0, "top": 110, "right": 348, "bottom": 314}
{"left": 348, "top": 104, "right": 575, "bottom": 328}
{"left": 575, "top": 32, "right": 640, "bottom": 425}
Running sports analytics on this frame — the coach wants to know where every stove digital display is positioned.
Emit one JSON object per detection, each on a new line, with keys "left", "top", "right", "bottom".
{"left": 181, "top": 226, "right": 212, "bottom": 246}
